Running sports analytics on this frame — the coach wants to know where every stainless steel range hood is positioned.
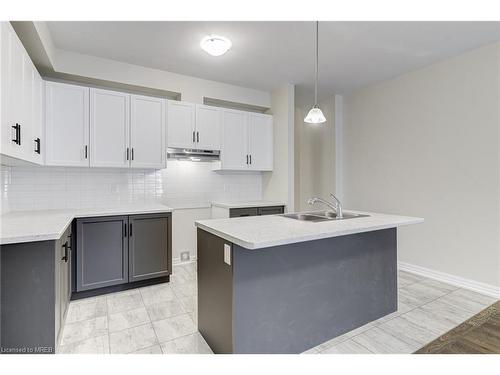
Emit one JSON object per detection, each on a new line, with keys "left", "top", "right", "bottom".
{"left": 167, "top": 147, "right": 220, "bottom": 162}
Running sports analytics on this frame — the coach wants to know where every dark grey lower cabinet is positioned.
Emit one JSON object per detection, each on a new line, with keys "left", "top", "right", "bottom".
{"left": 76, "top": 216, "right": 128, "bottom": 292}
{"left": 75, "top": 212, "right": 171, "bottom": 293}
{"left": 229, "top": 205, "right": 284, "bottom": 218}
{"left": 0, "top": 225, "right": 72, "bottom": 354}
{"left": 129, "top": 214, "right": 171, "bottom": 282}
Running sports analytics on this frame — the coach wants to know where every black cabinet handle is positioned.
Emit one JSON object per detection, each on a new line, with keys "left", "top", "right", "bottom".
{"left": 249, "top": 155, "right": 252, "bottom": 165}
{"left": 85, "top": 145, "right": 88, "bottom": 159}
{"left": 196, "top": 131, "right": 199, "bottom": 143}
{"left": 246, "top": 155, "right": 249, "bottom": 165}
{"left": 131, "top": 148, "right": 134, "bottom": 161}
{"left": 129, "top": 223, "right": 132, "bottom": 236}
{"left": 124, "top": 223, "right": 127, "bottom": 237}
{"left": 34, "top": 138, "right": 41, "bottom": 154}
{"left": 12, "top": 123, "right": 21, "bottom": 145}
{"left": 126, "top": 147, "right": 129, "bottom": 160}
{"left": 192, "top": 131, "right": 195, "bottom": 142}
{"left": 62, "top": 242, "right": 69, "bottom": 262}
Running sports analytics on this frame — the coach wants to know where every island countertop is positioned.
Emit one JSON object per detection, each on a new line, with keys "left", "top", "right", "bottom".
{"left": 0, "top": 204, "right": 173, "bottom": 245}
{"left": 195, "top": 210, "right": 423, "bottom": 249}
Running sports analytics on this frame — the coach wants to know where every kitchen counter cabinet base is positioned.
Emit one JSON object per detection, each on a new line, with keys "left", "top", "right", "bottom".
{"left": 197, "top": 228, "right": 397, "bottom": 354}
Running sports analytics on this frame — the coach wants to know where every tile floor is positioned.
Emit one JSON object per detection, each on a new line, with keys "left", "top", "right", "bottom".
{"left": 57, "top": 262, "right": 498, "bottom": 354}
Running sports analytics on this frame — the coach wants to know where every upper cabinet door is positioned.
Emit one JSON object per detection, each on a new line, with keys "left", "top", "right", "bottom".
{"left": 167, "top": 101, "right": 195, "bottom": 149}
{"left": 1, "top": 23, "right": 25, "bottom": 159}
{"left": 30, "top": 70, "right": 44, "bottom": 164}
{"left": 130, "top": 95, "right": 166, "bottom": 169}
{"left": 195, "top": 104, "right": 221, "bottom": 150}
{"left": 45, "top": 82, "right": 90, "bottom": 167}
{"left": 90, "top": 88, "right": 130, "bottom": 168}
{"left": 221, "top": 109, "right": 248, "bottom": 170}
{"left": 248, "top": 113, "right": 273, "bottom": 171}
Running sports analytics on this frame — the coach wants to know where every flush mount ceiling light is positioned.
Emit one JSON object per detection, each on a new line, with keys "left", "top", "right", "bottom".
{"left": 200, "top": 35, "right": 232, "bottom": 56}
{"left": 304, "top": 21, "right": 326, "bottom": 124}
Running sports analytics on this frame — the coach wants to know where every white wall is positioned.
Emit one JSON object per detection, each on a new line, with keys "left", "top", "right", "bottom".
{"left": 53, "top": 50, "right": 271, "bottom": 106}
{"left": 343, "top": 43, "right": 500, "bottom": 289}
{"left": 294, "top": 96, "right": 336, "bottom": 211}
{"left": 262, "top": 84, "right": 295, "bottom": 210}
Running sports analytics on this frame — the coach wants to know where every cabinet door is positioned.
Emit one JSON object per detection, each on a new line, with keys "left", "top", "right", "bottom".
{"left": 167, "top": 100, "right": 195, "bottom": 149}
{"left": 45, "top": 82, "right": 90, "bottom": 166}
{"left": 59, "top": 229, "right": 71, "bottom": 327}
{"left": 0, "top": 23, "right": 24, "bottom": 159}
{"left": 221, "top": 109, "right": 248, "bottom": 170}
{"left": 248, "top": 113, "right": 273, "bottom": 171}
{"left": 90, "top": 88, "right": 130, "bottom": 168}
{"left": 229, "top": 207, "right": 259, "bottom": 218}
{"left": 257, "top": 206, "right": 284, "bottom": 216}
{"left": 130, "top": 95, "right": 165, "bottom": 169}
{"left": 128, "top": 213, "right": 171, "bottom": 282}
{"left": 195, "top": 104, "right": 221, "bottom": 150}
{"left": 76, "top": 216, "right": 128, "bottom": 291}
{"left": 28, "top": 66, "right": 44, "bottom": 164}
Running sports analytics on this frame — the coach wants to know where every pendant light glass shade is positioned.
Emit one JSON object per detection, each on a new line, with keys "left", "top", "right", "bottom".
{"left": 304, "top": 105, "right": 326, "bottom": 124}
{"left": 304, "top": 21, "right": 326, "bottom": 124}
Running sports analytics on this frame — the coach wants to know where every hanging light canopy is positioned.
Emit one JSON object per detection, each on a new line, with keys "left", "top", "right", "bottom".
{"left": 304, "top": 21, "right": 326, "bottom": 124}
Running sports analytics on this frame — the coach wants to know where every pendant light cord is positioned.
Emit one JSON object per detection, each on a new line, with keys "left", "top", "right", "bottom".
{"left": 315, "top": 21, "right": 319, "bottom": 106}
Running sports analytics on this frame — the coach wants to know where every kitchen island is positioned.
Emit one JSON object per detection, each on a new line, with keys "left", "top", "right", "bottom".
{"left": 195, "top": 210, "right": 423, "bottom": 354}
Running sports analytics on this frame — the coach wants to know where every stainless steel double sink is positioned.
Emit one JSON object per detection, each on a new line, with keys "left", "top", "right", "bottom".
{"left": 281, "top": 211, "right": 368, "bottom": 222}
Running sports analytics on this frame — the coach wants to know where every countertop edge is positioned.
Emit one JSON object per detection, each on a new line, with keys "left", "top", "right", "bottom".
{"left": 195, "top": 217, "right": 424, "bottom": 250}
{"left": 0, "top": 206, "right": 174, "bottom": 245}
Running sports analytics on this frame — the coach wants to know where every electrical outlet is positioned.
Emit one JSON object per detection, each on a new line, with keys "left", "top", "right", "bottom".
{"left": 180, "top": 251, "right": 190, "bottom": 262}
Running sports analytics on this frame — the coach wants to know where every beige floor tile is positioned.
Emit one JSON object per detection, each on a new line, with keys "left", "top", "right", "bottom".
{"left": 351, "top": 326, "right": 421, "bottom": 354}
{"left": 131, "top": 345, "right": 163, "bottom": 354}
{"left": 398, "top": 306, "right": 460, "bottom": 336}
{"left": 66, "top": 297, "right": 107, "bottom": 324}
{"left": 58, "top": 334, "right": 110, "bottom": 354}
{"left": 146, "top": 299, "right": 185, "bottom": 322}
{"left": 376, "top": 316, "right": 438, "bottom": 346}
{"left": 438, "top": 288, "right": 497, "bottom": 314}
{"left": 178, "top": 295, "right": 197, "bottom": 313}
{"left": 107, "top": 290, "right": 144, "bottom": 314}
{"left": 108, "top": 306, "right": 151, "bottom": 333}
{"left": 61, "top": 316, "right": 108, "bottom": 345}
{"left": 320, "top": 339, "right": 373, "bottom": 354}
{"left": 161, "top": 332, "right": 212, "bottom": 354}
{"left": 139, "top": 283, "right": 176, "bottom": 306}
{"left": 171, "top": 281, "right": 197, "bottom": 299}
{"left": 109, "top": 323, "right": 158, "bottom": 354}
{"left": 152, "top": 313, "right": 197, "bottom": 342}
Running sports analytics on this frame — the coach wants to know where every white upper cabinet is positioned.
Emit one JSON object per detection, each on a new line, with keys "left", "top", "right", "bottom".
{"left": 195, "top": 104, "right": 221, "bottom": 150}
{"left": 130, "top": 94, "right": 165, "bottom": 169}
{"left": 248, "top": 113, "right": 273, "bottom": 171}
{"left": 167, "top": 100, "right": 195, "bottom": 149}
{"left": 29, "top": 66, "right": 44, "bottom": 164}
{"left": 1, "top": 22, "right": 44, "bottom": 164}
{"left": 45, "top": 82, "right": 90, "bottom": 167}
{"left": 90, "top": 88, "right": 130, "bottom": 168}
{"left": 220, "top": 109, "right": 249, "bottom": 170}
{"left": 219, "top": 109, "right": 273, "bottom": 171}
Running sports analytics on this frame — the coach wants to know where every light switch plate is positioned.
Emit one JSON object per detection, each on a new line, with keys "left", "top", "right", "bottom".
{"left": 224, "top": 244, "right": 231, "bottom": 265}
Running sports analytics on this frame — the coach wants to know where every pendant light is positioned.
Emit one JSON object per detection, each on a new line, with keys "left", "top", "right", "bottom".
{"left": 304, "top": 21, "right": 326, "bottom": 124}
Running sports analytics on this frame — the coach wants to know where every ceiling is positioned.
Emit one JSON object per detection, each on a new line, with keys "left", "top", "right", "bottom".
{"left": 46, "top": 21, "right": 500, "bottom": 97}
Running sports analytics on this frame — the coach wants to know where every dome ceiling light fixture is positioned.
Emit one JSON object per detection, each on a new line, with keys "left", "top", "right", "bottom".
{"left": 200, "top": 35, "right": 232, "bottom": 56}
{"left": 304, "top": 21, "right": 326, "bottom": 124}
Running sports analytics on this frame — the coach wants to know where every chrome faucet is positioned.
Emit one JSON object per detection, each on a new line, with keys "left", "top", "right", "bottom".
{"left": 307, "top": 193, "right": 343, "bottom": 219}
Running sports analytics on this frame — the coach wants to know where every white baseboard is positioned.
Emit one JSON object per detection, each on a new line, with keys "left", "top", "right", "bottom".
{"left": 173, "top": 256, "right": 197, "bottom": 265}
{"left": 398, "top": 261, "right": 500, "bottom": 299}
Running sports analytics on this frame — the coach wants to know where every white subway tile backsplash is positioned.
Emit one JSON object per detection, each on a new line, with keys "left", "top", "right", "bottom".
{"left": 1, "top": 161, "right": 262, "bottom": 214}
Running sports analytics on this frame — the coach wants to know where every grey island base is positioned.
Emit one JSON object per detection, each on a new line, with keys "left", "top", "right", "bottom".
{"left": 197, "top": 227, "right": 398, "bottom": 354}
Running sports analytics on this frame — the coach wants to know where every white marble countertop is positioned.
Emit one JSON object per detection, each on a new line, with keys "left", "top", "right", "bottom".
{"left": 211, "top": 200, "right": 287, "bottom": 209}
{"left": 195, "top": 210, "right": 423, "bottom": 249}
{"left": 0, "top": 204, "right": 173, "bottom": 245}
